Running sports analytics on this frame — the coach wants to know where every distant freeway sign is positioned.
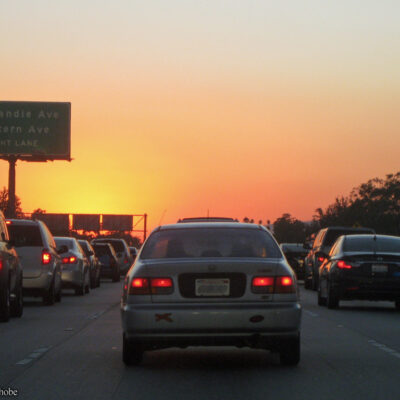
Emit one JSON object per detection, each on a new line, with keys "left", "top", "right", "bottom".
{"left": 0, "top": 101, "right": 71, "bottom": 160}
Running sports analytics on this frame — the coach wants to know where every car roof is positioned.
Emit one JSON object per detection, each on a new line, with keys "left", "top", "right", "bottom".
{"left": 157, "top": 222, "right": 265, "bottom": 231}
{"left": 177, "top": 217, "right": 238, "bottom": 223}
{"left": 6, "top": 219, "right": 40, "bottom": 226}
{"left": 321, "top": 226, "right": 374, "bottom": 232}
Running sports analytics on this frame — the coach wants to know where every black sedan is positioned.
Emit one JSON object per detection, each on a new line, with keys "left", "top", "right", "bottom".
{"left": 318, "top": 234, "right": 400, "bottom": 309}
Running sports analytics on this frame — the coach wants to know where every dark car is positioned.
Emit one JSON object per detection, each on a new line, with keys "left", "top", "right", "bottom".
{"left": 318, "top": 234, "right": 400, "bottom": 309}
{"left": 91, "top": 238, "right": 132, "bottom": 275}
{"left": 304, "top": 226, "right": 375, "bottom": 290}
{"left": 280, "top": 243, "right": 308, "bottom": 280}
{"left": 78, "top": 240, "right": 101, "bottom": 289}
{"left": 0, "top": 212, "right": 23, "bottom": 322}
{"left": 92, "top": 243, "right": 120, "bottom": 282}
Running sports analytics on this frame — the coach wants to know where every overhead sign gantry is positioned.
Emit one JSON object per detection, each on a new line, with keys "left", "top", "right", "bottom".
{"left": 0, "top": 101, "right": 71, "bottom": 217}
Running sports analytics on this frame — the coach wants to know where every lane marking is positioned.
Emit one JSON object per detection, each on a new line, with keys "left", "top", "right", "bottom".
{"left": 304, "top": 310, "right": 319, "bottom": 317}
{"left": 16, "top": 359, "right": 33, "bottom": 365}
{"left": 16, "top": 347, "right": 51, "bottom": 365}
{"left": 368, "top": 340, "right": 400, "bottom": 360}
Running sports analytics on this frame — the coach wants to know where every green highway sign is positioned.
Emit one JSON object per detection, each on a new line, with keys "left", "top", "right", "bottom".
{"left": 0, "top": 101, "right": 71, "bottom": 160}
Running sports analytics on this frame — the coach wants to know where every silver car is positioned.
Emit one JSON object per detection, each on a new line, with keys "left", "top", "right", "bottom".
{"left": 7, "top": 219, "right": 63, "bottom": 305}
{"left": 121, "top": 222, "right": 302, "bottom": 366}
{"left": 54, "top": 237, "right": 90, "bottom": 296}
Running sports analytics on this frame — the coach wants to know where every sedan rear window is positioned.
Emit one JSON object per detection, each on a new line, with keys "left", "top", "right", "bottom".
{"left": 141, "top": 228, "right": 282, "bottom": 259}
{"left": 95, "top": 240, "right": 124, "bottom": 252}
{"left": 323, "top": 229, "right": 374, "bottom": 247}
{"left": 344, "top": 236, "right": 400, "bottom": 253}
{"left": 8, "top": 225, "right": 43, "bottom": 247}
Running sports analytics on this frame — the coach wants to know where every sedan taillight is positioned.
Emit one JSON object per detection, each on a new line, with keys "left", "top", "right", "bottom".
{"left": 129, "top": 277, "right": 173, "bottom": 295}
{"left": 252, "top": 276, "right": 295, "bottom": 294}
{"left": 42, "top": 250, "right": 52, "bottom": 265}
{"left": 337, "top": 260, "right": 352, "bottom": 269}
{"left": 62, "top": 256, "right": 77, "bottom": 264}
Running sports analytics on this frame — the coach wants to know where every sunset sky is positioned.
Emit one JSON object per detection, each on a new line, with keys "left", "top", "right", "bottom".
{"left": 1, "top": 1, "right": 400, "bottom": 235}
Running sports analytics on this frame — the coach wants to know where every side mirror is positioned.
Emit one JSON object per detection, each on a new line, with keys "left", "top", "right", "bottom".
{"left": 57, "top": 245, "right": 68, "bottom": 254}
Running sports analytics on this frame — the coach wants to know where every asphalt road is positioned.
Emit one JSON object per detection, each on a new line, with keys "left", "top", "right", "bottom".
{"left": 1, "top": 281, "right": 400, "bottom": 400}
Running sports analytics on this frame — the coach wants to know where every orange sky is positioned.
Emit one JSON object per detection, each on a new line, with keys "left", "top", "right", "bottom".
{"left": 1, "top": 1, "right": 400, "bottom": 235}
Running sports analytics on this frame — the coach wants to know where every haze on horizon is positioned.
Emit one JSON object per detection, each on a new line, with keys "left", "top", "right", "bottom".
{"left": 1, "top": 0, "right": 399, "bottom": 232}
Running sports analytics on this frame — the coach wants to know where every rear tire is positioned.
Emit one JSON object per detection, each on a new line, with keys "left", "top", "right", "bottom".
{"left": 0, "top": 283, "right": 11, "bottom": 322}
{"left": 317, "top": 283, "right": 326, "bottom": 306}
{"left": 327, "top": 282, "right": 339, "bottom": 309}
{"left": 279, "top": 334, "right": 300, "bottom": 366}
{"left": 11, "top": 278, "right": 23, "bottom": 318}
{"left": 43, "top": 279, "right": 56, "bottom": 306}
{"left": 304, "top": 278, "right": 312, "bottom": 290}
{"left": 123, "top": 334, "right": 143, "bottom": 366}
{"left": 311, "top": 273, "right": 318, "bottom": 291}
{"left": 85, "top": 271, "right": 90, "bottom": 294}
{"left": 75, "top": 276, "right": 85, "bottom": 296}
{"left": 112, "top": 267, "right": 120, "bottom": 282}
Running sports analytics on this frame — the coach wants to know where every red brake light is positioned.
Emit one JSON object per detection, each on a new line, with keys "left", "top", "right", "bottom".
{"left": 62, "top": 256, "right": 77, "bottom": 264}
{"left": 337, "top": 260, "right": 352, "bottom": 269}
{"left": 151, "top": 278, "right": 173, "bottom": 288}
{"left": 42, "top": 251, "right": 52, "bottom": 265}
{"left": 318, "top": 256, "right": 325, "bottom": 263}
{"left": 0, "top": 259, "right": 3, "bottom": 270}
{"left": 132, "top": 278, "right": 149, "bottom": 288}
{"left": 275, "top": 276, "right": 296, "bottom": 293}
{"left": 5, "top": 220, "right": 11, "bottom": 225}
{"left": 252, "top": 277, "right": 274, "bottom": 287}
{"left": 129, "top": 277, "right": 174, "bottom": 295}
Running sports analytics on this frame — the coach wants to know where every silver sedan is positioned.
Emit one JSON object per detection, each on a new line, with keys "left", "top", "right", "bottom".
{"left": 121, "top": 222, "right": 302, "bottom": 365}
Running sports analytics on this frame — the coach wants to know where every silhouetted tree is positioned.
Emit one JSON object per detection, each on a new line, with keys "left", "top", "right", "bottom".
{"left": 273, "top": 213, "right": 306, "bottom": 243}
{"left": 0, "top": 187, "right": 23, "bottom": 217}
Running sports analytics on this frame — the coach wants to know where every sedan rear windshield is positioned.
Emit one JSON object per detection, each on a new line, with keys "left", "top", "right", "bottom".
{"left": 141, "top": 228, "right": 282, "bottom": 259}
{"left": 93, "top": 245, "right": 112, "bottom": 256}
{"left": 343, "top": 236, "right": 400, "bottom": 253}
{"left": 8, "top": 225, "right": 43, "bottom": 247}
{"left": 95, "top": 240, "right": 124, "bottom": 252}
{"left": 323, "top": 229, "right": 374, "bottom": 247}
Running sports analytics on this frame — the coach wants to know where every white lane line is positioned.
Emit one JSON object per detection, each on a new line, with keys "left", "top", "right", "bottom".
{"left": 368, "top": 340, "right": 400, "bottom": 360}
{"left": 304, "top": 310, "right": 319, "bottom": 317}
{"left": 16, "top": 347, "right": 51, "bottom": 365}
{"left": 16, "top": 359, "right": 33, "bottom": 365}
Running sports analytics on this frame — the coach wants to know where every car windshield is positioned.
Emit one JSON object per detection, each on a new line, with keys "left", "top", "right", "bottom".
{"left": 343, "top": 236, "right": 400, "bottom": 253}
{"left": 141, "top": 228, "right": 282, "bottom": 259}
{"left": 7, "top": 225, "right": 43, "bottom": 247}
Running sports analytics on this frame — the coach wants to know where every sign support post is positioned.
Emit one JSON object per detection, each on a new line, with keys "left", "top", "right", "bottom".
{"left": 5, "top": 156, "right": 16, "bottom": 218}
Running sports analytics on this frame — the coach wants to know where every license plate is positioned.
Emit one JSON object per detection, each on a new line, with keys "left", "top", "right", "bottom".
{"left": 372, "top": 264, "right": 388, "bottom": 273}
{"left": 195, "top": 278, "right": 230, "bottom": 296}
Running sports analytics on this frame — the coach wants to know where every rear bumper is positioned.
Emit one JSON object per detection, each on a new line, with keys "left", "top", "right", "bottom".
{"left": 23, "top": 272, "right": 52, "bottom": 291}
{"left": 61, "top": 270, "right": 83, "bottom": 288}
{"left": 121, "top": 302, "right": 301, "bottom": 347}
{"left": 332, "top": 276, "right": 400, "bottom": 300}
